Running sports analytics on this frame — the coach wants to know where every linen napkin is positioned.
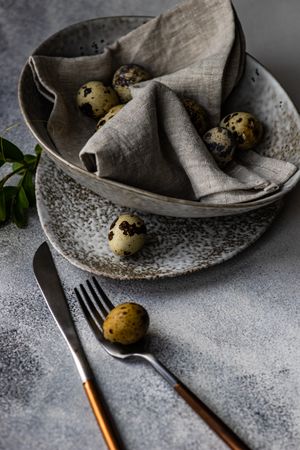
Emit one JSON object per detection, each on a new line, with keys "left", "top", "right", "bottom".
{"left": 29, "top": 0, "right": 297, "bottom": 204}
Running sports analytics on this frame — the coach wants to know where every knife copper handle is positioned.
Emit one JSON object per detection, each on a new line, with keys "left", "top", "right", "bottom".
{"left": 33, "top": 243, "right": 126, "bottom": 450}
{"left": 83, "top": 378, "right": 125, "bottom": 450}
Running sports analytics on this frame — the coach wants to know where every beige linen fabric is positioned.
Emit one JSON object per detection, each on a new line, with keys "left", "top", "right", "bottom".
{"left": 29, "top": 0, "right": 297, "bottom": 203}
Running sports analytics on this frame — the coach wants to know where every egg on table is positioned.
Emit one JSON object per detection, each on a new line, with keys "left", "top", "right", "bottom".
{"left": 77, "top": 81, "right": 119, "bottom": 118}
{"left": 96, "top": 104, "right": 124, "bottom": 130}
{"left": 108, "top": 214, "right": 146, "bottom": 256}
{"left": 112, "top": 64, "right": 152, "bottom": 103}
{"left": 103, "top": 302, "right": 150, "bottom": 345}
{"left": 203, "top": 127, "right": 236, "bottom": 168}
{"left": 182, "top": 98, "right": 210, "bottom": 136}
{"left": 220, "top": 112, "right": 263, "bottom": 150}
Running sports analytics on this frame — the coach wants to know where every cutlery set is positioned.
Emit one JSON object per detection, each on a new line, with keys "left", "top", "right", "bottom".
{"left": 34, "top": 242, "right": 250, "bottom": 450}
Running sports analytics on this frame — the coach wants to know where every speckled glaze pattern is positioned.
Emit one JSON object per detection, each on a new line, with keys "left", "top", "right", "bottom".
{"left": 36, "top": 154, "right": 282, "bottom": 280}
{"left": 19, "top": 16, "right": 300, "bottom": 218}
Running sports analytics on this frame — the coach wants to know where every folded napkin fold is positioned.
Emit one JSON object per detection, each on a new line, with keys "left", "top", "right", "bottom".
{"left": 30, "top": 0, "right": 297, "bottom": 204}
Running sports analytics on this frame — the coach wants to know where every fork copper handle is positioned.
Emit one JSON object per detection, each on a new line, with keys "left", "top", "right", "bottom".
{"left": 83, "top": 379, "right": 125, "bottom": 450}
{"left": 174, "top": 382, "right": 251, "bottom": 450}
{"left": 143, "top": 354, "right": 250, "bottom": 450}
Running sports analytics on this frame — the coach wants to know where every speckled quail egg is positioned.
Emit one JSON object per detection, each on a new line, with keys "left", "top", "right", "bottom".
{"left": 112, "top": 64, "right": 152, "bottom": 103}
{"left": 220, "top": 112, "right": 263, "bottom": 150}
{"left": 203, "top": 127, "right": 236, "bottom": 168}
{"left": 103, "top": 302, "right": 150, "bottom": 345}
{"left": 108, "top": 214, "right": 146, "bottom": 256}
{"left": 77, "top": 81, "right": 119, "bottom": 118}
{"left": 182, "top": 98, "right": 210, "bottom": 136}
{"left": 96, "top": 104, "right": 124, "bottom": 130}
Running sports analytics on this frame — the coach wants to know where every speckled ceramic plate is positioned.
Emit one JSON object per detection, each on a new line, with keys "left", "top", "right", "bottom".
{"left": 36, "top": 154, "right": 282, "bottom": 280}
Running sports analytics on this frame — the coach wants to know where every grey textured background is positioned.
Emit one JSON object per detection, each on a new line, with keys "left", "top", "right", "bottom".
{"left": 1, "top": 1, "right": 300, "bottom": 449}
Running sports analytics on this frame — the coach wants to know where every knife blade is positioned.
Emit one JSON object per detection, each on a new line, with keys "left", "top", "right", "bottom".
{"left": 33, "top": 242, "right": 125, "bottom": 450}
{"left": 33, "top": 241, "right": 92, "bottom": 381}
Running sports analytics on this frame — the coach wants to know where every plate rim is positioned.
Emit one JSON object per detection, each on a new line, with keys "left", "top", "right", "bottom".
{"left": 36, "top": 154, "right": 283, "bottom": 280}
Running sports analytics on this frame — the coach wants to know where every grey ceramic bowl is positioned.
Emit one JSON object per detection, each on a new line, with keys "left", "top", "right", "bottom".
{"left": 19, "top": 16, "right": 300, "bottom": 218}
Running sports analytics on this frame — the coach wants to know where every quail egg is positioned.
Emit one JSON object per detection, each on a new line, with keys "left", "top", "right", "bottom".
{"left": 220, "top": 112, "right": 263, "bottom": 150}
{"left": 103, "top": 302, "right": 150, "bottom": 345}
{"left": 77, "top": 81, "right": 119, "bottom": 119}
{"left": 112, "top": 64, "right": 152, "bottom": 103}
{"left": 203, "top": 127, "right": 236, "bottom": 168}
{"left": 96, "top": 104, "right": 124, "bottom": 130}
{"left": 182, "top": 98, "right": 210, "bottom": 135}
{"left": 108, "top": 214, "right": 146, "bottom": 256}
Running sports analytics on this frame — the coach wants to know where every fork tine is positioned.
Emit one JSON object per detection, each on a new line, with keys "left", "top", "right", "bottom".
{"left": 74, "top": 287, "right": 103, "bottom": 338}
{"left": 86, "top": 280, "right": 109, "bottom": 319}
{"left": 92, "top": 276, "right": 115, "bottom": 312}
{"left": 78, "top": 284, "right": 104, "bottom": 329}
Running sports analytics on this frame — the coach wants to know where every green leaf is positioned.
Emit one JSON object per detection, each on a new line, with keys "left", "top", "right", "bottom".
{"left": 12, "top": 161, "right": 24, "bottom": 171}
{"left": 22, "top": 171, "right": 35, "bottom": 206}
{"left": 24, "top": 154, "right": 37, "bottom": 166}
{"left": 12, "top": 161, "right": 26, "bottom": 175}
{"left": 0, "top": 138, "right": 40, "bottom": 228}
{"left": 17, "top": 185, "right": 29, "bottom": 209}
{"left": 12, "top": 200, "right": 28, "bottom": 228}
{"left": 0, "top": 137, "right": 24, "bottom": 163}
{"left": 0, "top": 189, "right": 6, "bottom": 222}
{"left": 11, "top": 187, "right": 29, "bottom": 228}
{"left": 4, "top": 186, "right": 18, "bottom": 201}
{"left": 4, "top": 186, "right": 18, "bottom": 223}
{"left": 34, "top": 144, "right": 42, "bottom": 156}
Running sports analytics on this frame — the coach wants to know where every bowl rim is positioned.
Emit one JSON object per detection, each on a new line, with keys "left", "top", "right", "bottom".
{"left": 18, "top": 15, "right": 300, "bottom": 211}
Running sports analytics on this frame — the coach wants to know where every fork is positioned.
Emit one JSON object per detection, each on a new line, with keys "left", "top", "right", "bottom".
{"left": 75, "top": 277, "right": 250, "bottom": 450}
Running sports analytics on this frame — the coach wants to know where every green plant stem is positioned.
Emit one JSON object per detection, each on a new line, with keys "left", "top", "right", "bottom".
{"left": 0, "top": 166, "right": 25, "bottom": 188}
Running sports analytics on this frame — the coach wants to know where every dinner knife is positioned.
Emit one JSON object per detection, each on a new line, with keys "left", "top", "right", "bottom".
{"left": 33, "top": 241, "right": 125, "bottom": 450}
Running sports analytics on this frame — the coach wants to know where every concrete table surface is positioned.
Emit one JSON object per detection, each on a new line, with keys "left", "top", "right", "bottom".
{"left": 1, "top": 1, "right": 300, "bottom": 449}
